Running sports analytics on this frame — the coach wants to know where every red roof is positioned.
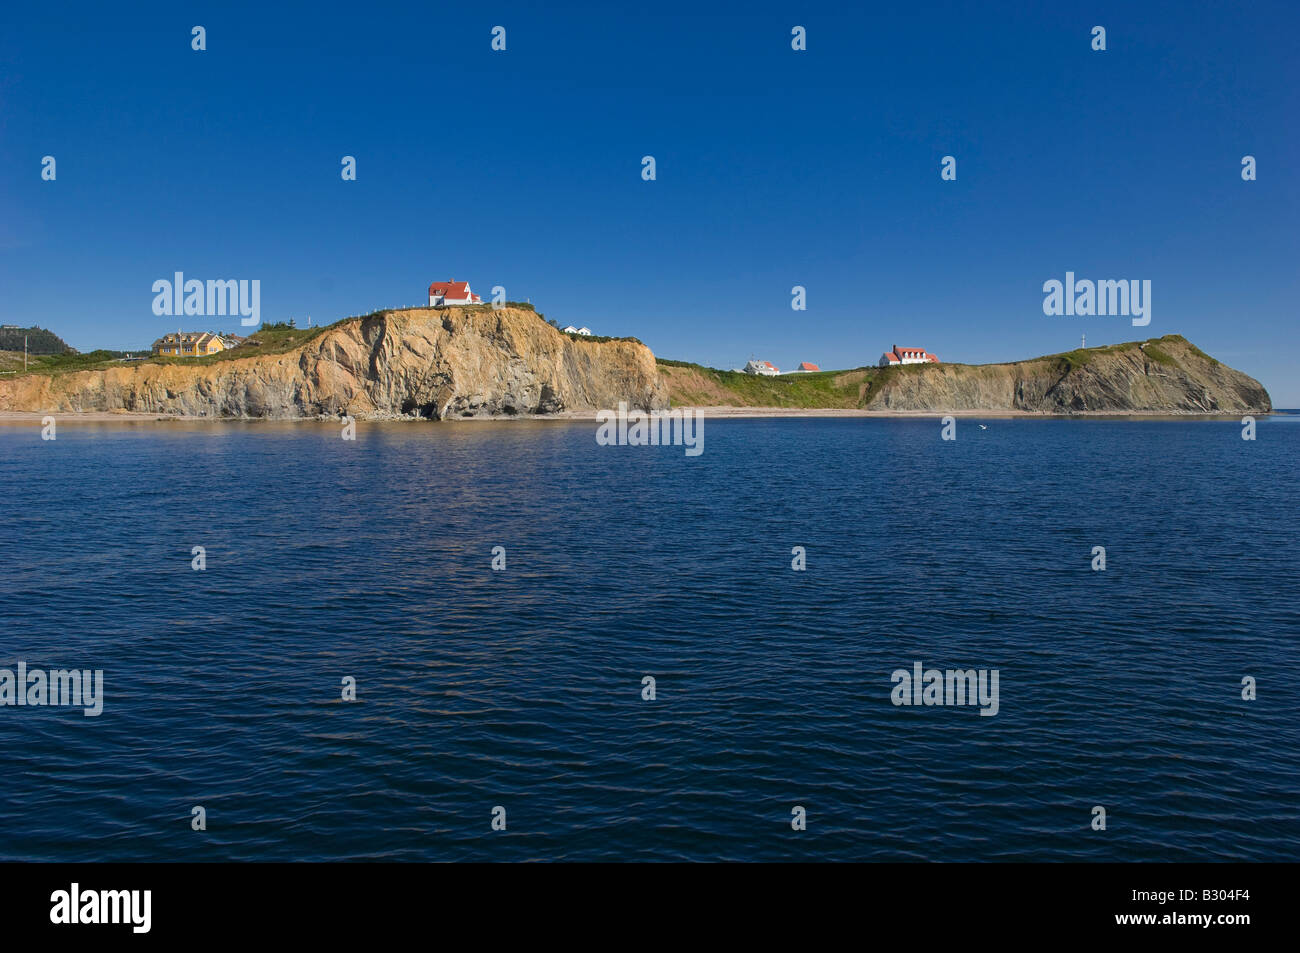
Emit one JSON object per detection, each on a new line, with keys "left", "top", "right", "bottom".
{"left": 428, "top": 280, "right": 477, "bottom": 299}
{"left": 798, "top": 362, "right": 819, "bottom": 371}
{"left": 889, "top": 345, "right": 938, "bottom": 362}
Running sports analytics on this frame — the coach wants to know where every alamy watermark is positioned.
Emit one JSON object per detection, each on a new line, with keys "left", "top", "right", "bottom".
{"left": 50, "top": 884, "right": 150, "bottom": 933}
{"left": 1, "top": 661, "right": 104, "bottom": 716}
{"left": 596, "top": 402, "right": 704, "bottom": 457}
{"left": 152, "top": 272, "right": 261, "bottom": 326}
{"left": 890, "top": 661, "right": 999, "bottom": 716}
{"left": 1042, "top": 272, "right": 1150, "bottom": 326}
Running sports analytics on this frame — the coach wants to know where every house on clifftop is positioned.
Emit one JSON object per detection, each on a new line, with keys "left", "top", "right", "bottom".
{"left": 152, "top": 331, "right": 226, "bottom": 357}
{"left": 428, "top": 280, "right": 483, "bottom": 307}
{"left": 879, "top": 345, "right": 940, "bottom": 367}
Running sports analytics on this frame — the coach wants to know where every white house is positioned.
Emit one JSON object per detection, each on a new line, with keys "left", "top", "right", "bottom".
{"left": 879, "top": 345, "right": 940, "bottom": 367}
{"left": 428, "top": 280, "right": 483, "bottom": 307}
{"left": 562, "top": 326, "right": 592, "bottom": 336}
{"left": 743, "top": 358, "right": 780, "bottom": 376}
{"left": 576, "top": 326, "right": 592, "bottom": 336}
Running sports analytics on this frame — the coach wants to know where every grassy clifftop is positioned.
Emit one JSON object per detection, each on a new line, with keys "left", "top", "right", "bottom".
{"left": 656, "top": 360, "right": 873, "bottom": 408}
{"left": 0, "top": 306, "right": 667, "bottom": 418}
{"left": 659, "top": 335, "right": 1270, "bottom": 414}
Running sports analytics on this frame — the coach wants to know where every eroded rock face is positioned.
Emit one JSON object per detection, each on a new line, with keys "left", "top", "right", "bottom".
{"left": 0, "top": 308, "right": 669, "bottom": 419}
{"left": 865, "top": 337, "right": 1272, "bottom": 414}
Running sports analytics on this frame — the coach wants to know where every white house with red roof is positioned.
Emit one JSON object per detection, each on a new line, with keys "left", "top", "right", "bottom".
{"left": 879, "top": 345, "right": 940, "bottom": 367}
{"left": 428, "top": 280, "right": 482, "bottom": 307}
{"left": 792, "top": 362, "right": 820, "bottom": 373}
{"left": 743, "top": 358, "right": 780, "bottom": 376}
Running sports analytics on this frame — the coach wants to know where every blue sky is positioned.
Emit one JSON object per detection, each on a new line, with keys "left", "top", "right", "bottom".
{"left": 2, "top": 1, "right": 1297, "bottom": 401}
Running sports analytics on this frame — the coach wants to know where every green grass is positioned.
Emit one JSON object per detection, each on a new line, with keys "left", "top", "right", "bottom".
{"left": 18, "top": 349, "right": 166, "bottom": 375}
{"left": 659, "top": 332, "right": 1232, "bottom": 409}
{"left": 8, "top": 304, "right": 603, "bottom": 378}
{"left": 1048, "top": 335, "right": 1207, "bottom": 374}
{"left": 1053, "top": 341, "right": 1133, "bottom": 370}
{"left": 657, "top": 358, "right": 873, "bottom": 407}
{"left": 13, "top": 321, "right": 343, "bottom": 377}
{"left": 564, "top": 331, "right": 644, "bottom": 345}
{"left": 1048, "top": 335, "right": 1205, "bottom": 373}
{"left": 1171, "top": 335, "right": 1219, "bottom": 366}
{"left": 1143, "top": 345, "right": 1177, "bottom": 367}
{"left": 860, "top": 365, "right": 897, "bottom": 404}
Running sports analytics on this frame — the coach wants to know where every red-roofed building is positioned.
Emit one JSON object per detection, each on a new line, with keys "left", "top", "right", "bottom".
{"left": 794, "top": 362, "right": 820, "bottom": 372}
{"left": 743, "top": 358, "right": 780, "bottom": 376}
{"left": 428, "top": 280, "right": 483, "bottom": 307}
{"left": 879, "top": 345, "right": 940, "bottom": 367}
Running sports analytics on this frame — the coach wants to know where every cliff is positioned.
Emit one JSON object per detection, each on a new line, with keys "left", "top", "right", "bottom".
{"left": 865, "top": 336, "right": 1271, "bottom": 413}
{"left": 0, "top": 307, "right": 668, "bottom": 419}
{"left": 659, "top": 335, "right": 1272, "bottom": 414}
{"left": 0, "top": 323, "right": 1271, "bottom": 419}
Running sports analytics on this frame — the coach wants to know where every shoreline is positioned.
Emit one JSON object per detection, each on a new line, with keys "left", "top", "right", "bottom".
{"left": 0, "top": 407, "right": 1278, "bottom": 423}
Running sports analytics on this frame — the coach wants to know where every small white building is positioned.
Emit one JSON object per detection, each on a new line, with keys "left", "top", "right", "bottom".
{"left": 562, "top": 326, "right": 592, "bottom": 336}
{"left": 576, "top": 326, "right": 592, "bottom": 336}
{"left": 743, "top": 358, "right": 780, "bottom": 376}
{"left": 428, "top": 280, "right": 483, "bottom": 307}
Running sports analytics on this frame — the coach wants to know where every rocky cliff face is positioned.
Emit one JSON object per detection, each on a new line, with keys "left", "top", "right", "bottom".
{"left": 865, "top": 336, "right": 1271, "bottom": 414}
{"left": 654, "top": 334, "right": 1270, "bottom": 414}
{"left": 0, "top": 307, "right": 668, "bottom": 418}
{"left": 1, "top": 324, "right": 1270, "bottom": 418}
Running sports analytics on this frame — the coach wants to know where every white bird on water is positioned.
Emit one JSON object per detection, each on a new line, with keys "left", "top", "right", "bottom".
{"left": 978, "top": 424, "right": 988, "bottom": 430}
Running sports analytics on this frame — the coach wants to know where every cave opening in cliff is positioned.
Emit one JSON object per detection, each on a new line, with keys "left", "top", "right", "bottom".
{"left": 400, "top": 400, "right": 439, "bottom": 419}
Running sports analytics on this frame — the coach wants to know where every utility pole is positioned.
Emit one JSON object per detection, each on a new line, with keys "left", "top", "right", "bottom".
{"left": 24, "top": 335, "right": 27, "bottom": 370}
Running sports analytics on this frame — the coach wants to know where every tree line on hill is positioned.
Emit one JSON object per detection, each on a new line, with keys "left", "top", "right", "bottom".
{"left": 0, "top": 325, "right": 72, "bottom": 354}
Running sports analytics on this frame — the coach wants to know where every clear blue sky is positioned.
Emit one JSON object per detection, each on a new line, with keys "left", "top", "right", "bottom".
{"left": 2, "top": 1, "right": 1297, "bottom": 401}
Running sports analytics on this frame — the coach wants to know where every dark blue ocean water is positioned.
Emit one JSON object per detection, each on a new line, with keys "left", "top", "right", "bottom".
{"left": 1, "top": 415, "right": 1297, "bottom": 862}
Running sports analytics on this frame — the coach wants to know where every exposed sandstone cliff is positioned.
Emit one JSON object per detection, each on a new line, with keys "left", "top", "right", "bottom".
{"left": 0, "top": 323, "right": 1270, "bottom": 419}
{"left": 0, "top": 307, "right": 668, "bottom": 419}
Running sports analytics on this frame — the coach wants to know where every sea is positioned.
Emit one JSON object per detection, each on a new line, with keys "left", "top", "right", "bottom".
{"left": 1, "top": 414, "right": 1297, "bottom": 861}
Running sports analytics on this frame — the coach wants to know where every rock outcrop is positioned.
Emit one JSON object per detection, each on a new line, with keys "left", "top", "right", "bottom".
{"left": 0, "top": 307, "right": 668, "bottom": 419}
{"left": 0, "top": 323, "right": 1270, "bottom": 418}
{"left": 657, "top": 335, "right": 1271, "bottom": 414}
{"left": 864, "top": 336, "right": 1271, "bottom": 414}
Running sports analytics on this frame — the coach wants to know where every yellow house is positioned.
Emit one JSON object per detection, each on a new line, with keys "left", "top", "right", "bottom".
{"left": 152, "top": 331, "right": 226, "bottom": 357}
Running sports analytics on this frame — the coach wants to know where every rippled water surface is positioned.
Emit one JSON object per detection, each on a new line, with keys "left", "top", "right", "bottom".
{"left": 1, "top": 415, "right": 1297, "bottom": 861}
